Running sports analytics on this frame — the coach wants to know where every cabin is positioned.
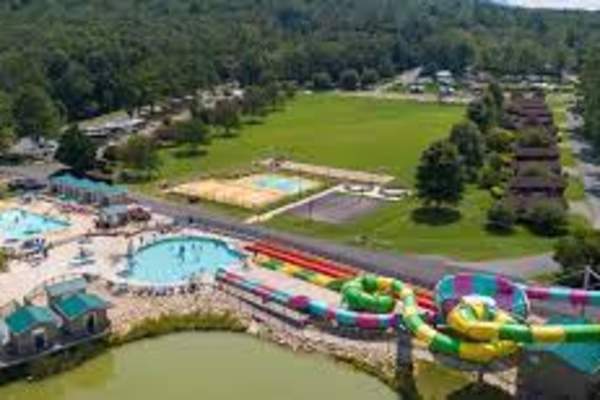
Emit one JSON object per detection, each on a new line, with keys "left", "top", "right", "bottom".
{"left": 50, "top": 292, "right": 111, "bottom": 338}
{"left": 503, "top": 93, "right": 557, "bottom": 135}
{"left": 3, "top": 305, "right": 61, "bottom": 356}
{"left": 507, "top": 175, "right": 567, "bottom": 212}
{"left": 518, "top": 316, "right": 600, "bottom": 399}
{"left": 96, "top": 205, "right": 130, "bottom": 228}
{"left": 513, "top": 147, "right": 561, "bottom": 175}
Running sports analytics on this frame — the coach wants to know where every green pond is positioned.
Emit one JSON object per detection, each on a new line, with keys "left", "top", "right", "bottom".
{"left": 0, "top": 333, "right": 473, "bottom": 400}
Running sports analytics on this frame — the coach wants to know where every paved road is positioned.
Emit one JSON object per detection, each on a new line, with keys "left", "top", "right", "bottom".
{"left": 567, "top": 112, "right": 600, "bottom": 229}
{"left": 0, "top": 164, "right": 560, "bottom": 285}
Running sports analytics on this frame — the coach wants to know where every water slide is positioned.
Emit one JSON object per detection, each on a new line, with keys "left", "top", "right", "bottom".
{"left": 246, "top": 242, "right": 436, "bottom": 313}
{"left": 218, "top": 268, "right": 600, "bottom": 364}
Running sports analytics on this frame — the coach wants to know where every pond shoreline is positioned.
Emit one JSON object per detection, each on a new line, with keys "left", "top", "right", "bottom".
{"left": 0, "top": 281, "right": 512, "bottom": 399}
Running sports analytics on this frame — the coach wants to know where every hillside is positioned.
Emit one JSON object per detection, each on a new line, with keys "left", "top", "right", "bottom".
{"left": 0, "top": 0, "right": 598, "bottom": 123}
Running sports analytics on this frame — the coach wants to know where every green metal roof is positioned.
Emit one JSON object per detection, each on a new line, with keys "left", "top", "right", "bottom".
{"left": 5, "top": 306, "right": 60, "bottom": 335}
{"left": 50, "top": 174, "right": 126, "bottom": 197}
{"left": 527, "top": 316, "right": 600, "bottom": 375}
{"left": 45, "top": 277, "right": 87, "bottom": 299}
{"left": 53, "top": 293, "right": 110, "bottom": 321}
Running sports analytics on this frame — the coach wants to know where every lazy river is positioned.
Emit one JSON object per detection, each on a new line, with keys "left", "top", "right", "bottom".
{"left": 0, "top": 333, "right": 473, "bottom": 399}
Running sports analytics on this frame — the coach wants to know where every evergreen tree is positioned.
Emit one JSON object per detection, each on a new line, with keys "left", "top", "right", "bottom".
{"left": 449, "top": 120, "right": 485, "bottom": 181}
{"left": 55, "top": 125, "right": 97, "bottom": 172}
{"left": 12, "top": 85, "right": 59, "bottom": 139}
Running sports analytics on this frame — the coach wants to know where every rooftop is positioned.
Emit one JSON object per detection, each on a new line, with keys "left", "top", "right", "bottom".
{"left": 50, "top": 174, "right": 127, "bottom": 197}
{"left": 52, "top": 293, "right": 111, "bottom": 321}
{"left": 5, "top": 306, "right": 61, "bottom": 335}
{"left": 45, "top": 277, "right": 88, "bottom": 299}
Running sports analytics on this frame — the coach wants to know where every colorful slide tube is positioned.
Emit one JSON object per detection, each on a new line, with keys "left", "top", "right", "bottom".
{"left": 216, "top": 269, "right": 517, "bottom": 363}
{"left": 255, "top": 255, "right": 337, "bottom": 288}
{"left": 246, "top": 242, "right": 436, "bottom": 313}
{"left": 245, "top": 242, "right": 356, "bottom": 279}
{"left": 216, "top": 269, "right": 399, "bottom": 330}
{"left": 437, "top": 274, "right": 600, "bottom": 344}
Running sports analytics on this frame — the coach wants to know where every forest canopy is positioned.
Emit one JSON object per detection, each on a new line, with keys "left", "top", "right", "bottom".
{"left": 0, "top": 0, "right": 598, "bottom": 124}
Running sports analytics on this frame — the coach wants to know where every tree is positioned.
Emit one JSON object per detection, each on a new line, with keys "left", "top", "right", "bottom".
{"left": 213, "top": 99, "right": 241, "bottom": 136}
{"left": 526, "top": 201, "right": 568, "bottom": 237}
{"left": 479, "top": 152, "right": 511, "bottom": 189}
{"left": 449, "top": 121, "right": 485, "bottom": 181}
{"left": 118, "top": 135, "right": 160, "bottom": 172}
{"left": 466, "top": 99, "right": 493, "bottom": 133}
{"left": 415, "top": 139, "right": 464, "bottom": 208}
{"left": 361, "top": 68, "right": 379, "bottom": 88}
{"left": 339, "top": 69, "right": 360, "bottom": 91}
{"left": 55, "top": 125, "right": 97, "bottom": 172}
{"left": 312, "top": 72, "right": 333, "bottom": 91}
{"left": 487, "top": 201, "right": 516, "bottom": 232}
{"left": 485, "top": 128, "right": 514, "bottom": 154}
{"left": 554, "top": 229, "right": 600, "bottom": 287}
{"left": 582, "top": 46, "right": 600, "bottom": 148}
{"left": 176, "top": 119, "right": 209, "bottom": 155}
{"left": 12, "top": 85, "right": 60, "bottom": 139}
{"left": 241, "top": 86, "right": 267, "bottom": 119}
{"left": 0, "top": 91, "right": 14, "bottom": 152}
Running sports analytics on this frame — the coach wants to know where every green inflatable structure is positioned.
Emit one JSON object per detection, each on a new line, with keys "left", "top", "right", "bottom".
{"left": 341, "top": 275, "right": 395, "bottom": 314}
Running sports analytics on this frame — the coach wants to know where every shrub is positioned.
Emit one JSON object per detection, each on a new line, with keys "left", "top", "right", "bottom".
{"left": 490, "top": 185, "right": 505, "bottom": 199}
{"left": 485, "top": 128, "right": 515, "bottom": 154}
{"left": 527, "top": 201, "right": 568, "bottom": 236}
{"left": 487, "top": 201, "right": 516, "bottom": 232}
{"left": 339, "top": 69, "right": 360, "bottom": 91}
{"left": 312, "top": 72, "right": 333, "bottom": 91}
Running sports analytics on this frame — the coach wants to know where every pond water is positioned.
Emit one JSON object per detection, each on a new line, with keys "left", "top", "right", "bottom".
{"left": 0, "top": 333, "right": 472, "bottom": 400}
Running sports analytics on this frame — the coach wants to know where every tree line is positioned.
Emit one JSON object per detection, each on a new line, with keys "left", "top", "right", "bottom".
{"left": 0, "top": 0, "right": 599, "bottom": 149}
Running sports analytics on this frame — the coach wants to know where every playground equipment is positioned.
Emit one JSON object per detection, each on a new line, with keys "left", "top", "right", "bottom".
{"left": 219, "top": 266, "right": 600, "bottom": 364}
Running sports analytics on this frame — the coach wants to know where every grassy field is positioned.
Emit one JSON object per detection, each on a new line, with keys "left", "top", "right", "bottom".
{"left": 266, "top": 187, "right": 565, "bottom": 261}
{"left": 141, "top": 94, "right": 463, "bottom": 189}
{"left": 131, "top": 94, "right": 577, "bottom": 261}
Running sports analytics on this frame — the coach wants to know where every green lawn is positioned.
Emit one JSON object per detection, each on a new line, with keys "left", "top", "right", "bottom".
{"left": 140, "top": 94, "right": 463, "bottom": 189}
{"left": 265, "top": 188, "right": 560, "bottom": 261}
{"left": 130, "top": 94, "right": 572, "bottom": 261}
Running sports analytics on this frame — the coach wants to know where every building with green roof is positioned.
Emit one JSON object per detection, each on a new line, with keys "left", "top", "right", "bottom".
{"left": 51, "top": 292, "right": 111, "bottom": 338}
{"left": 49, "top": 173, "right": 127, "bottom": 206}
{"left": 519, "top": 316, "right": 600, "bottom": 399}
{"left": 3, "top": 305, "right": 61, "bottom": 356}
{"left": 45, "top": 277, "right": 87, "bottom": 302}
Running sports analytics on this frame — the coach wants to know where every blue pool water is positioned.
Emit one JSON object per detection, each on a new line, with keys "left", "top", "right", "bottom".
{"left": 0, "top": 209, "right": 69, "bottom": 240}
{"left": 124, "top": 236, "right": 244, "bottom": 284}
{"left": 252, "top": 175, "right": 315, "bottom": 195}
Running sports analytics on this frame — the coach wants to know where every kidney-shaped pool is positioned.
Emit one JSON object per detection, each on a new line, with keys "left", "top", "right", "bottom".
{"left": 122, "top": 236, "right": 245, "bottom": 285}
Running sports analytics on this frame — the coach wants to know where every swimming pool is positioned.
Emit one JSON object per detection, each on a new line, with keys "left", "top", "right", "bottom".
{"left": 0, "top": 209, "right": 69, "bottom": 240}
{"left": 123, "top": 236, "right": 245, "bottom": 284}
{"left": 251, "top": 174, "right": 318, "bottom": 195}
